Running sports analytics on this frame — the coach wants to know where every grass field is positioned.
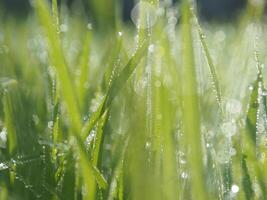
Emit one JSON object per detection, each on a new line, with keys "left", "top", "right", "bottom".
{"left": 1, "top": 0, "right": 267, "bottom": 199}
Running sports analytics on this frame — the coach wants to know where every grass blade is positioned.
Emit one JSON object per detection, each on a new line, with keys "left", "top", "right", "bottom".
{"left": 181, "top": 1, "right": 207, "bottom": 199}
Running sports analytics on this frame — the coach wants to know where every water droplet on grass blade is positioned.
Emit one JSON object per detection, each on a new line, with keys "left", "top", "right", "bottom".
{"left": 148, "top": 44, "right": 155, "bottom": 53}
{"left": 85, "top": 130, "right": 96, "bottom": 148}
{"left": 221, "top": 122, "right": 237, "bottom": 137}
{"left": 87, "top": 23, "right": 93, "bottom": 30}
{"left": 216, "top": 150, "right": 230, "bottom": 164}
{"left": 249, "top": 85, "right": 254, "bottom": 91}
{"left": 145, "top": 141, "right": 151, "bottom": 150}
{"left": 229, "top": 147, "right": 237, "bottom": 156}
{"left": 118, "top": 31, "right": 123, "bottom": 37}
{"left": 181, "top": 172, "right": 188, "bottom": 179}
{"left": 48, "top": 121, "right": 54, "bottom": 129}
{"left": 60, "top": 24, "right": 68, "bottom": 33}
{"left": 200, "top": 33, "right": 206, "bottom": 39}
{"left": 0, "top": 127, "right": 7, "bottom": 149}
{"left": 231, "top": 184, "right": 239, "bottom": 193}
{"left": 226, "top": 99, "right": 242, "bottom": 115}
{"left": 0, "top": 163, "right": 8, "bottom": 171}
{"left": 262, "top": 89, "right": 267, "bottom": 96}
{"left": 131, "top": 2, "right": 158, "bottom": 29}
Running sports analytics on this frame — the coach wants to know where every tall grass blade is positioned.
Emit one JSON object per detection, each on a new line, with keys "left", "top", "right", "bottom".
{"left": 181, "top": 1, "right": 207, "bottom": 199}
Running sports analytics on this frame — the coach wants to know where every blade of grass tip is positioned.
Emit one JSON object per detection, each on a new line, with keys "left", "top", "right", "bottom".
{"left": 191, "top": 10, "right": 222, "bottom": 110}
{"left": 104, "top": 39, "right": 148, "bottom": 109}
{"left": 181, "top": 1, "right": 207, "bottom": 199}
{"left": 81, "top": 40, "right": 148, "bottom": 139}
{"left": 35, "top": 0, "right": 82, "bottom": 132}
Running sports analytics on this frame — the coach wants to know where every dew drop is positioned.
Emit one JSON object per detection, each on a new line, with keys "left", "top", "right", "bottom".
{"left": 131, "top": 2, "right": 158, "bottom": 29}
{"left": 148, "top": 44, "right": 155, "bottom": 53}
{"left": 200, "top": 33, "right": 206, "bottom": 39}
{"left": 118, "top": 31, "right": 123, "bottom": 37}
{"left": 181, "top": 172, "right": 188, "bottom": 179}
{"left": 226, "top": 99, "right": 242, "bottom": 115}
{"left": 145, "top": 141, "right": 151, "bottom": 150}
{"left": 60, "top": 24, "right": 68, "bottom": 33}
{"left": 262, "top": 89, "right": 267, "bottom": 96}
{"left": 249, "top": 85, "right": 254, "bottom": 91}
{"left": 221, "top": 122, "right": 237, "bottom": 137}
{"left": 0, "top": 127, "right": 7, "bottom": 149}
{"left": 32, "top": 114, "right": 40, "bottom": 125}
{"left": 216, "top": 150, "right": 230, "bottom": 164}
{"left": 87, "top": 23, "right": 93, "bottom": 30}
{"left": 85, "top": 130, "right": 96, "bottom": 147}
{"left": 229, "top": 147, "right": 237, "bottom": 156}
{"left": 0, "top": 163, "right": 8, "bottom": 170}
{"left": 231, "top": 184, "right": 239, "bottom": 193}
{"left": 48, "top": 121, "right": 54, "bottom": 130}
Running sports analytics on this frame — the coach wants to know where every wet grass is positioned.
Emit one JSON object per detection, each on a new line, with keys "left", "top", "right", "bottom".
{"left": 1, "top": 0, "right": 267, "bottom": 199}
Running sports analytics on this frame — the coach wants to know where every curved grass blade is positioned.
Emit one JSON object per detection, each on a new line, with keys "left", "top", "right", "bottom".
{"left": 82, "top": 40, "right": 148, "bottom": 139}
{"left": 191, "top": 10, "right": 222, "bottom": 110}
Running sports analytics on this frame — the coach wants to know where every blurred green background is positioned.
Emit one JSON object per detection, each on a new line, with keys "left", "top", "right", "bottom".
{"left": 0, "top": 0, "right": 249, "bottom": 25}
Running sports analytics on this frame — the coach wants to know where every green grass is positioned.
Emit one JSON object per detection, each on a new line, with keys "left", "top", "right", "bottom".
{"left": 1, "top": 0, "right": 267, "bottom": 199}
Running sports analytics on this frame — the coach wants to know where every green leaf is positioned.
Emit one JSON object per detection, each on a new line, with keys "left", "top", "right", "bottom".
{"left": 181, "top": 1, "right": 207, "bottom": 199}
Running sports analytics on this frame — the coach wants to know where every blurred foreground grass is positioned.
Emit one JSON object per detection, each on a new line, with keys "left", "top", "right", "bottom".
{"left": 1, "top": 0, "right": 267, "bottom": 199}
